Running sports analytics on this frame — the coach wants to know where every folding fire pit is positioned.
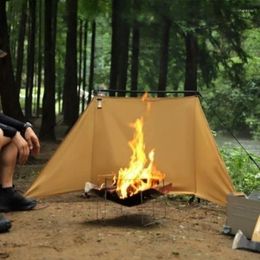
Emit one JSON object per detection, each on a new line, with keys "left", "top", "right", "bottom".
{"left": 89, "top": 187, "right": 162, "bottom": 207}
{"left": 86, "top": 179, "right": 173, "bottom": 206}
{"left": 85, "top": 179, "right": 173, "bottom": 226}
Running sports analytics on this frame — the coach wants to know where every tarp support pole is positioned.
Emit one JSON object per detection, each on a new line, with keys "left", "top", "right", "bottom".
{"left": 93, "top": 89, "right": 201, "bottom": 97}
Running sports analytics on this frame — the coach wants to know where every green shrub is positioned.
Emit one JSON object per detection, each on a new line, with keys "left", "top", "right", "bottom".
{"left": 220, "top": 146, "right": 260, "bottom": 195}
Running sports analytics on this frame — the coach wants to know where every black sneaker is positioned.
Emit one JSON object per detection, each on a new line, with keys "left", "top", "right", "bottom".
{"left": 0, "top": 187, "right": 37, "bottom": 212}
{"left": 0, "top": 213, "right": 11, "bottom": 233}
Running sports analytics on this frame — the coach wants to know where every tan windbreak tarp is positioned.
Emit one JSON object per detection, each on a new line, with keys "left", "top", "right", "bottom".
{"left": 26, "top": 96, "right": 235, "bottom": 205}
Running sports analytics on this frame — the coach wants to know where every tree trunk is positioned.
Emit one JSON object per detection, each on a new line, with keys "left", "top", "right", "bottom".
{"left": 7, "top": 1, "right": 18, "bottom": 65}
{"left": 158, "top": 18, "right": 171, "bottom": 97}
{"left": 39, "top": 0, "right": 58, "bottom": 140}
{"left": 25, "top": 0, "right": 36, "bottom": 118}
{"left": 130, "top": 0, "right": 140, "bottom": 97}
{"left": 109, "top": 0, "right": 130, "bottom": 97}
{"left": 87, "top": 20, "right": 96, "bottom": 104}
{"left": 78, "top": 18, "right": 83, "bottom": 110}
{"left": 81, "top": 20, "right": 88, "bottom": 112}
{"left": 117, "top": 12, "right": 130, "bottom": 97}
{"left": 109, "top": 0, "right": 121, "bottom": 96}
{"left": 15, "top": 0, "right": 27, "bottom": 96}
{"left": 0, "top": 0, "right": 24, "bottom": 120}
{"left": 36, "top": 0, "right": 43, "bottom": 117}
{"left": 63, "top": 0, "right": 78, "bottom": 127}
{"left": 184, "top": 32, "right": 198, "bottom": 96}
{"left": 57, "top": 57, "right": 63, "bottom": 114}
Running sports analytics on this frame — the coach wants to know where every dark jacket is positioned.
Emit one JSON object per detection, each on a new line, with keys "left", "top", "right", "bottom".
{"left": 0, "top": 113, "right": 25, "bottom": 138}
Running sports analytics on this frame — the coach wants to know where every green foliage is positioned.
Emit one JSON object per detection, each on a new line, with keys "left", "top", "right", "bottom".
{"left": 246, "top": 102, "right": 260, "bottom": 140}
{"left": 78, "top": 0, "right": 110, "bottom": 20}
{"left": 201, "top": 27, "right": 260, "bottom": 139}
{"left": 202, "top": 82, "right": 251, "bottom": 134}
{"left": 243, "top": 28, "right": 260, "bottom": 139}
{"left": 220, "top": 146, "right": 260, "bottom": 194}
{"left": 3, "top": 0, "right": 259, "bottom": 141}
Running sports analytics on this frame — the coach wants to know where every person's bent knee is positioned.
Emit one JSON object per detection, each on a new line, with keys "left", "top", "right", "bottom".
{"left": 0, "top": 136, "right": 12, "bottom": 151}
{"left": 0, "top": 142, "right": 18, "bottom": 166}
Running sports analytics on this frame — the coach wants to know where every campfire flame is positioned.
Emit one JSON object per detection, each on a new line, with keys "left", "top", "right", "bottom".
{"left": 114, "top": 117, "right": 165, "bottom": 199}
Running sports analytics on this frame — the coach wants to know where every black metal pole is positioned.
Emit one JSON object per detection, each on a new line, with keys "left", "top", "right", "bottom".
{"left": 93, "top": 89, "right": 201, "bottom": 97}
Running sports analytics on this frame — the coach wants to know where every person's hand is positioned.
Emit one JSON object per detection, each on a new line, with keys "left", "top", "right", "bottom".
{"left": 24, "top": 127, "right": 40, "bottom": 156}
{"left": 12, "top": 132, "right": 30, "bottom": 164}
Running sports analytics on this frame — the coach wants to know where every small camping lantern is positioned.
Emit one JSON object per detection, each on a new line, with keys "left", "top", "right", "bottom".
{"left": 97, "top": 97, "right": 103, "bottom": 109}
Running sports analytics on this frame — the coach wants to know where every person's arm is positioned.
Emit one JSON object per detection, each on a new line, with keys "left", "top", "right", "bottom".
{"left": 0, "top": 113, "right": 40, "bottom": 156}
{"left": 0, "top": 113, "right": 32, "bottom": 138}
{"left": 0, "top": 122, "right": 17, "bottom": 138}
{"left": 0, "top": 113, "right": 25, "bottom": 132}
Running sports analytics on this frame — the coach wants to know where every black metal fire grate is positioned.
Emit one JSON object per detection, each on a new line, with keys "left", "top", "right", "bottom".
{"left": 88, "top": 187, "right": 163, "bottom": 207}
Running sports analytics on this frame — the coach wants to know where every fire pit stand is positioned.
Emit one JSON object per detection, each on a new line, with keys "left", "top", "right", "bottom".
{"left": 85, "top": 176, "right": 169, "bottom": 226}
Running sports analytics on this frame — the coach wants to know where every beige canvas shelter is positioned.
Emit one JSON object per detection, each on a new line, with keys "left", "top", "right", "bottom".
{"left": 26, "top": 96, "right": 235, "bottom": 205}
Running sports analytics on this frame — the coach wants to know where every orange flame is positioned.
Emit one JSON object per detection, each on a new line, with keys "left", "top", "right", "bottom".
{"left": 141, "top": 92, "right": 148, "bottom": 101}
{"left": 115, "top": 117, "right": 165, "bottom": 199}
{"left": 141, "top": 92, "right": 151, "bottom": 112}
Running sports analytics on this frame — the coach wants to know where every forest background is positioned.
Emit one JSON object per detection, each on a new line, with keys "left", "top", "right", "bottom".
{"left": 1, "top": 4, "right": 260, "bottom": 258}
{"left": 0, "top": 0, "right": 259, "bottom": 142}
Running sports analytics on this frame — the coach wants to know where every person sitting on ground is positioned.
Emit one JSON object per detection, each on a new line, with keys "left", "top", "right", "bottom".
{"left": 0, "top": 49, "right": 40, "bottom": 233}
{"left": 0, "top": 113, "right": 40, "bottom": 232}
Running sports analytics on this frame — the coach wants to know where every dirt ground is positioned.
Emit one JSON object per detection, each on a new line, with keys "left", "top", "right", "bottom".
{"left": 0, "top": 139, "right": 259, "bottom": 260}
